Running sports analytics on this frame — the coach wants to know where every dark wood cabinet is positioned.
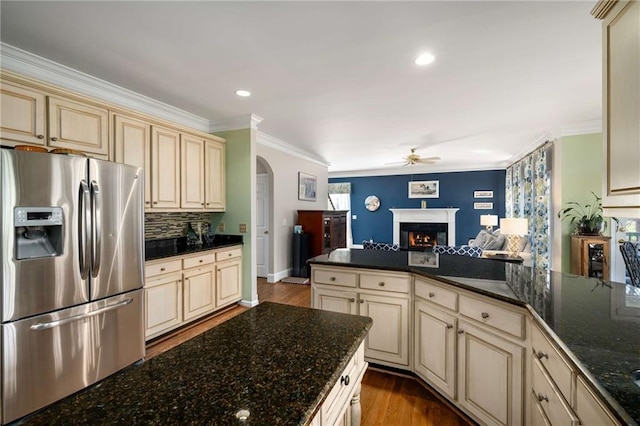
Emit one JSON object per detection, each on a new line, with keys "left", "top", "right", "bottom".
{"left": 297, "top": 210, "right": 348, "bottom": 257}
{"left": 570, "top": 235, "right": 611, "bottom": 281}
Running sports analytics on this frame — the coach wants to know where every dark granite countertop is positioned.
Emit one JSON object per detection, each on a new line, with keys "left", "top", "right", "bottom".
{"left": 309, "top": 249, "right": 640, "bottom": 425}
{"left": 17, "top": 302, "right": 372, "bottom": 426}
{"left": 145, "top": 235, "right": 243, "bottom": 261}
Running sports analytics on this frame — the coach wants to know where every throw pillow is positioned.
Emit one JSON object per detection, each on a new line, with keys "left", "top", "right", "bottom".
{"left": 516, "top": 236, "right": 529, "bottom": 252}
{"left": 473, "top": 230, "right": 492, "bottom": 248}
{"left": 483, "top": 233, "right": 506, "bottom": 250}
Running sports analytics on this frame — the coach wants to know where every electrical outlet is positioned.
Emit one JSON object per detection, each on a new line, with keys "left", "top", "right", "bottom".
{"left": 218, "top": 222, "right": 225, "bottom": 232}
{"left": 239, "top": 223, "right": 247, "bottom": 233}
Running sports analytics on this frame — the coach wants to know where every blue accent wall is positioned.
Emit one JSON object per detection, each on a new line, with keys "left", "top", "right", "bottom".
{"left": 330, "top": 170, "right": 506, "bottom": 246}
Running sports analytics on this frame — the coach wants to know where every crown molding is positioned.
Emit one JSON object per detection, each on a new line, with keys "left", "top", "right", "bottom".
{"left": 329, "top": 164, "right": 505, "bottom": 179}
{"left": 209, "top": 114, "right": 264, "bottom": 133}
{"left": 0, "top": 42, "right": 210, "bottom": 132}
{"left": 555, "top": 119, "right": 602, "bottom": 137}
{"left": 256, "top": 131, "right": 329, "bottom": 167}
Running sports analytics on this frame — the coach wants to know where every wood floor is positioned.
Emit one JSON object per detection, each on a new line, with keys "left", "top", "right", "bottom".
{"left": 146, "top": 278, "right": 473, "bottom": 425}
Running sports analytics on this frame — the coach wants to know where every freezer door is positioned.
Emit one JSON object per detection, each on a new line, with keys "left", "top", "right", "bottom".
{"left": 88, "top": 158, "right": 144, "bottom": 300}
{"left": 0, "top": 149, "right": 90, "bottom": 322}
{"left": 1, "top": 289, "right": 144, "bottom": 424}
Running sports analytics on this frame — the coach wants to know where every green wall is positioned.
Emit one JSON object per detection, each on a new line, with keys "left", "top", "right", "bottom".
{"left": 559, "top": 133, "right": 603, "bottom": 272}
{"left": 213, "top": 128, "right": 255, "bottom": 302}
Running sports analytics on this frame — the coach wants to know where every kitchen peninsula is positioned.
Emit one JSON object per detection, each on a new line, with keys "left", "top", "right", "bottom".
{"left": 309, "top": 249, "right": 640, "bottom": 425}
{"left": 18, "top": 303, "right": 372, "bottom": 425}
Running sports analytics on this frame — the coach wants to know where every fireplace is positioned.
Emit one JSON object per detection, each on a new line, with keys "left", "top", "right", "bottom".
{"left": 400, "top": 222, "right": 448, "bottom": 249}
{"left": 390, "top": 208, "right": 459, "bottom": 248}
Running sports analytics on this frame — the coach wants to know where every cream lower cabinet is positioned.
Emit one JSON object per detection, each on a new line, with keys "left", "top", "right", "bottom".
{"left": 145, "top": 246, "right": 242, "bottom": 340}
{"left": 312, "top": 267, "right": 410, "bottom": 368}
{"left": 311, "top": 341, "right": 367, "bottom": 426}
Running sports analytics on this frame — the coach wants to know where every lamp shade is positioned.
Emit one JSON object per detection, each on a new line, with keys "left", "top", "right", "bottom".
{"left": 500, "top": 218, "right": 528, "bottom": 235}
{"left": 480, "top": 214, "right": 498, "bottom": 227}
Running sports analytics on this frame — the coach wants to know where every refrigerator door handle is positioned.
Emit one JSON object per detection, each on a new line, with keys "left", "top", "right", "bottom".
{"left": 90, "top": 180, "right": 101, "bottom": 278}
{"left": 78, "top": 180, "right": 91, "bottom": 280}
{"left": 29, "top": 298, "right": 133, "bottom": 331}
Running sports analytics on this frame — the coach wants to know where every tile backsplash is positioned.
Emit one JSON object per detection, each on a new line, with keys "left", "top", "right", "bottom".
{"left": 145, "top": 212, "right": 213, "bottom": 240}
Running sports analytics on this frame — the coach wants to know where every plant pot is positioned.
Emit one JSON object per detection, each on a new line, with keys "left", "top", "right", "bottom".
{"left": 577, "top": 220, "right": 602, "bottom": 236}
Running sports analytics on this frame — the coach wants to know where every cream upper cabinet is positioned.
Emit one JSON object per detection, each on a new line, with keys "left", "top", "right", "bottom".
{"left": 181, "top": 134, "right": 205, "bottom": 209}
{"left": 594, "top": 0, "right": 640, "bottom": 218}
{"left": 114, "top": 114, "right": 151, "bottom": 207}
{"left": 204, "top": 138, "right": 226, "bottom": 211}
{"left": 48, "top": 96, "right": 109, "bottom": 157}
{"left": 0, "top": 81, "right": 46, "bottom": 145}
{"left": 457, "top": 320, "right": 524, "bottom": 426}
{"left": 151, "top": 126, "right": 181, "bottom": 209}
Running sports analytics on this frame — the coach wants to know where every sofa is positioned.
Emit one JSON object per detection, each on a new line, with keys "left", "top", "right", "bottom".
{"left": 469, "top": 228, "right": 532, "bottom": 266}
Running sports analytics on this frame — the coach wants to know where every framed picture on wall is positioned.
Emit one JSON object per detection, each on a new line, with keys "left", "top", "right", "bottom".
{"left": 474, "top": 202, "right": 494, "bottom": 210}
{"left": 408, "top": 180, "right": 439, "bottom": 198}
{"left": 298, "top": 172, "right": 317, "bottom": 201}
{"left": 474, "top": 190, "right": 493, "bottom": 198}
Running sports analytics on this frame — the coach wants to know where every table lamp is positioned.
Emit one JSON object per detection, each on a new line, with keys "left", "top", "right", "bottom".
{"left": 500, "top": 218, "right": 528, "bottom": 257}
{"left": 480, "top": 214, "right": 498, "bottom": 231}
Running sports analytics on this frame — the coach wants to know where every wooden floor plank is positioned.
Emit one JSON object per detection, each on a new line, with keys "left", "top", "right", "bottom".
{"left": 146, "top": 277, "right": 472, "bottom": 425}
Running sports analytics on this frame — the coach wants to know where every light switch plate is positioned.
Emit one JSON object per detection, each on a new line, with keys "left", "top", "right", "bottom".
{"left": 239, "top": 223, "right": 247, "bottom": 233}
{"left": 219, "top": 222, "right": 225, "bottom": 232}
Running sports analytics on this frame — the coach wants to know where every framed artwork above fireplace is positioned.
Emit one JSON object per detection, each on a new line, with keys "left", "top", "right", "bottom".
{"left": 408, "top": 180, "right": 439, "bottom": 198}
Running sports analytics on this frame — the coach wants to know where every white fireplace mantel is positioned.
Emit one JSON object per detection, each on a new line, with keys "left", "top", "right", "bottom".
{"left": 390, "top": 208, "right": 460, "bottom": 246}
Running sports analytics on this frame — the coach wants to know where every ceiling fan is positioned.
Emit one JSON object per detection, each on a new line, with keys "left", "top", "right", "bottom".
{"left": 386, "top": 148, "right": 441, "bottom": 167}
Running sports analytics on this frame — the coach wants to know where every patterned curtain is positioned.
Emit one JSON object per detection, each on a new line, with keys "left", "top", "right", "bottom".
{"left": 505, "top": 143, "right": 552, "bottom": 269}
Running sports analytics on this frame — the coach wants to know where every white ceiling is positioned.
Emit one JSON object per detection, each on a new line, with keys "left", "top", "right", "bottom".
{"left": 0, "top": 1, "right": 602, "bottom": 176}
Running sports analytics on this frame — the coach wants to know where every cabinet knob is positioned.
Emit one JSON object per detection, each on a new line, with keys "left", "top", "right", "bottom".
{"left": 481, "top": 312, "right": 490, "bottom": 319}
{"left": 160, "top": 267, "right": 166, "bottom": 272}
{"left": 349, "top": 298, "right": 355, "bottom": 303}
{"left": 341, "top": 375, "right": 350, "bottom": 386}
{"left": 201, "top": 203, "right": 205, "bottom": 206}
{"left": 153, "top": 201, "right": 158, "bottom": 205}
{"left": 330, "top": 277, "right": 336, "bottom": 282}
{"left": 446, "top": 324, "right": 453, "bottom": 329}
{"left": 537, "top": 394, "right": 549, "bottom": 403}
{"left": 359, "top": 299, "right": 364, "bottom": 304}
{"left": 145, "top": 201, "right": 150, "bottom": 205}
{"left": 428, "top": 292, "right": 435, "bottom": 298}
{"left": 50, "top": 137, "right": 58, "bottom": 141}
{"left": 206, "top": 203, "right": 211, "bottom": 206}
{"left": 457, "top": 329, "right": 464, "bottom": 334}
{"left": 536, "top": 351, "right": 549, "bottom": 360}
{"left": 378, "top": 282, "right": 385, "bottom": 287}
{"left": 37, "top": 134, "right": 45, "bottom": 139}
{"left": 199, "top": 259, "right": 204, "bottom": 263}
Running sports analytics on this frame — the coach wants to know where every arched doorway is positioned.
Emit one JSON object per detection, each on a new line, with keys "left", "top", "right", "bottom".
{"left": 256, "top": 156, "right": 274, "bottom": 279}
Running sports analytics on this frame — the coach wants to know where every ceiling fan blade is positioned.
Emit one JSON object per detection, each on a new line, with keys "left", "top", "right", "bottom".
{"left": 420, "top": 156, "right": 441, "bottom": 162}
{"left": 384, "top": 160, "right": 408, "bottom": 166}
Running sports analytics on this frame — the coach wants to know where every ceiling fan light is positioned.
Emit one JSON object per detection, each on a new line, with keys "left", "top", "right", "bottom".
{"left": 415, "top": 53, "right": 435, "bottom": 66}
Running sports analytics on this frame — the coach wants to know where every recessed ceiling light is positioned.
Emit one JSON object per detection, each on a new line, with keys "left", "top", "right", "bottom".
{"left": 415, "top": 53, "right": 435, "bottom": 66}
{"left": 235, "top": 90, "right": 251, "bottom": 97}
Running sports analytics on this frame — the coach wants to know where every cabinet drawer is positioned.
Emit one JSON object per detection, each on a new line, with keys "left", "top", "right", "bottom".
{"left": 321, "top": 343, "right": 364, "bottom": 425}
{"left": 415, "top": 277, "right": 458, "bottom": 311}
{"left": 215, "top": 247, "right": 242, "bottom": 262}
{"left": 313, "top": 268, "right": 357, "bottom": 288}
{"left": 183, "top": 253, "right": 215, "bottom": 269}
{"left": 575, "top": 376, "right": 618, "bottom": 426}
{"left": 531, "top": 358, "right": 579, "bottom": 426}
{"left": 531, "top": 324, "right": 574, "bottom": 402}
{"left": 459, "top": 294, "right": 525, "bottom": 339}
{"left": 360, "top": 272, "right": 410, "bottom": 293}
{"left": 145, "top": 259, "right": 182, "bottom": 278}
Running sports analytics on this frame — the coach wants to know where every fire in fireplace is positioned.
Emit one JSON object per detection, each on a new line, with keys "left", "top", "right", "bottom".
{"left": 400, "top": 222, "right": 448, "bottom": 250}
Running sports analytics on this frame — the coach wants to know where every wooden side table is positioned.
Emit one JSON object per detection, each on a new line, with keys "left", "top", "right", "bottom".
{"left": 570, "top": 235, "right": 611, "bottom": 281}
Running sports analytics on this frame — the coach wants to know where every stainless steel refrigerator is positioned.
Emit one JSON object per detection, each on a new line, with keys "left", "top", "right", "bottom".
{"left": 0, "top": 148, "right": 145, "bottom": 424}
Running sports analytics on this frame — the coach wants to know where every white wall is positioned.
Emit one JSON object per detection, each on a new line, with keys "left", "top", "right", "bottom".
{"left": 256, "top": 143, "right": 328, "bottom": 282}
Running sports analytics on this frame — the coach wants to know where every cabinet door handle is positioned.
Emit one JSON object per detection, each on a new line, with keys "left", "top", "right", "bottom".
{"left": 481, "top": 312, "right": 490, "bottom": 319}
{"left": 145, "top": 201, "right": 150, "bottom": 205}
{"left": 37, "top": 134, "right": 45, "bottom": 139}
{"left": 359, "top": 299, "right": 364, "bottom": 304}
{"left": 428, "top": 292, "right": 435, "bottom": 298}
{"left": 199, "top": 260, "right": 204, "bottom": 263}
{"left": 160, "top": 267, "right": 166, "bottom": 272}
{"left": 536, "top": 351, "right": 549, "bottom": 360}
{"left": 457, "top": 329, "right": 464, "bottom": 334}
{"left": 378, "top": 282, "right": 385, "bottom": 287}
{"left": 537, "top": 394, "right": 549, "bottom": 403}
{"left": 201, "top": 203, "right": 204, "bottom": 206}
{"left": 50, "top": 137, "right": 58, "bottom": 141}
{"left": 446, "top": 324, "right": 453, "bottom": 329}
{"left": 349, "top": 298, "right": 355, "bottom": 303}
{"left": 341, "top": 375, "right": 350, "bottom": 386}
{"left": 330, "top": 277, "right": 336, "bottom": 282}
{"left": 153, "top": 201, "right": 158, "bottom": 205}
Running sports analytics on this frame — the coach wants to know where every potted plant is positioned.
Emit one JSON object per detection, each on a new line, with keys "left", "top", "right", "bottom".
{"left": 557, "top": 192, "right": 610, "bottom": 235}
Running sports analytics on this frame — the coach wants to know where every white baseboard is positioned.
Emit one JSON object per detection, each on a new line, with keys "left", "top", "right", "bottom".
{"left": 240, "top": 299, "right": 259, "bottom": 308}
{"left": 268, "top": 268, "right": 291, "bottom": 283}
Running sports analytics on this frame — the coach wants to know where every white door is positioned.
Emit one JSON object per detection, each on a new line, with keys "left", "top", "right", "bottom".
{"left": 256, "top": 174, "right": 269, "bottom": 278}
